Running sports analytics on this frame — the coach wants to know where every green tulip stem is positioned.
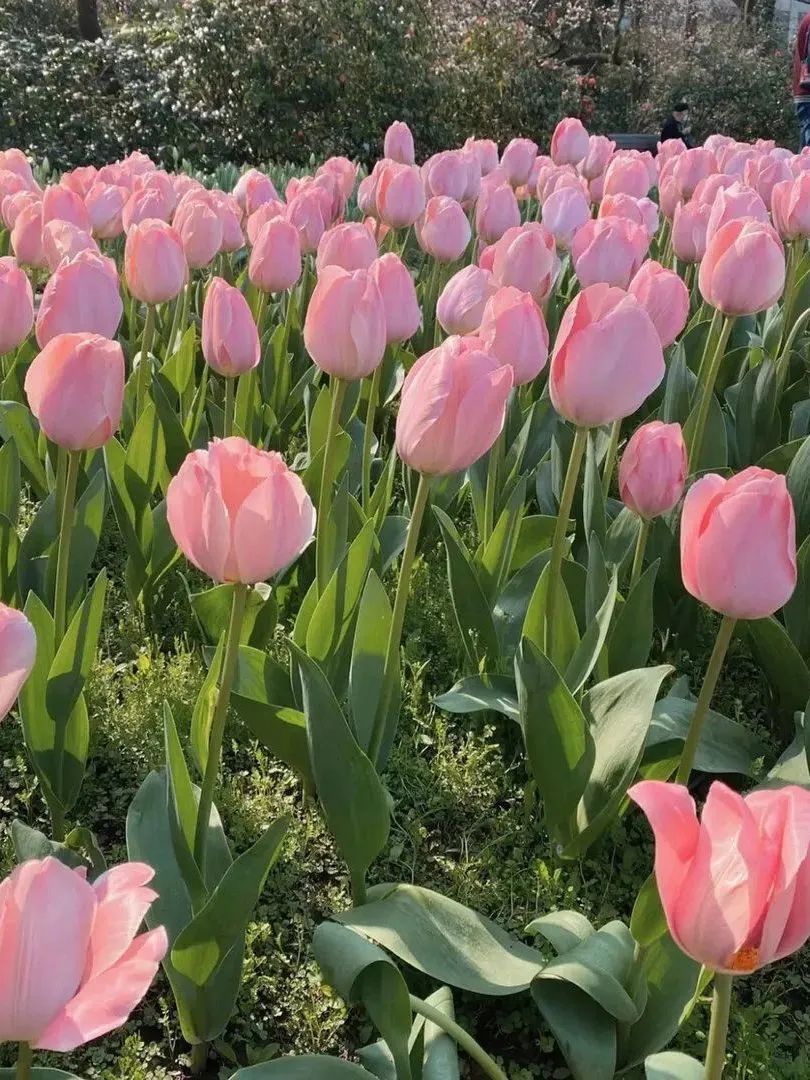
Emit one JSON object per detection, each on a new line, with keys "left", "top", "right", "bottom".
{"left": 224, "top": 376, "right": 235, "bottom": 438}
{"left": 254, "top": 289, "right": 268, "bottom": 334}
{"left": 601, "top": 419, "right": 621, "bottom": 498}
{"left": 135, "top": 303, "right": 157, "bottom": 417}
{"left": 361, "top": 360, "right": 385, "bottom": 512}
{"left": 15, "top": 1043, "right": 33, "bottom": 1080}
{"left": 316, "top": 376, "right": 348, "bottom": 595}
{"left": 704, "top": 972, "right": 733, "bottom": 1080}
{"left": 408, "top": 995, "right": 508, "bottom": 1080}
{"left": 689, "top": 313, "right": 735, "bottom": 474}
{"left": 166, "top": 291, "right": 184, "bottom": 358}
{"left": 546, "top": 426, "right": 589, "bottom": 661}
{"left": 53, "top": 449, "right": 80, "bottom": 645}
{"left": 629, "top": 517, "right": 651, "bottom": 589}
{"left": 780, "top": 239, "right": 801, "bottom": 353}
{"left": 190, "top": 1041, "right": 208, "bottom": 1075}
{"left": 368, "top": 471, "right": 431, "bottom": 769}
{"left": 675, "top": 614, "right": 736, "bottom": 784}
{"left": 193, "top": 582, "right": 249, "bottom": 875}
{"left": 482, "top": 430, "right": 505, "bottom": 545}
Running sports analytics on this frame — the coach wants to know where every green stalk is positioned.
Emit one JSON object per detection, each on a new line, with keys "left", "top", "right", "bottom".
{"left": 688, "top": 314, "right": 734, "bottom": 474}
{"left": 368, "top": 472, "right": 431, "bottom": 768}
{"left": 361, "top": 361, "right": 384, "bottom": 512}
{"left": 15, "top": 1043, "right": 33, "bottom": 1080}
{"left": 166, "top": 291, "right": 184, "bottom": 358}
{"left": 189, "top": 1041, "right": 208, "bottom": 1076}
{"left": 315, "top": 376, "right": 348, "bottom": 595}
{"left": 601, "top": 419, "right": 621, "bottom": 498}
{"left": 779, "top": 239, "right": 800, "bottom": 353}
{"left": 546, "top": 427, "right": 589, "bottom": 660}
{"left": 409, "top": 995, "right": 508, "bottom": 1080}
{"left": 704, "top": 973, "right": 733, "bottom": 1080}
{"left": 776, "top": 306, "right": 810, "bottom": 396}
{"left": 629, "top": 517, "right": 651, "bottom": 589}
{"left": 482, "top": 430, "right": 504, "bottom": 544}
{"left": 193, "top": 582, "right": 249, "bottom": 875}
{"left": 53, "top": 450, "right": 80, "bottom": 644}
{"left": 223, "top": 376, "right": 235, "bottom": 437}
{"left": 675, "top": 615, "right": 736, "bottom": 784}
{"left": 135, "top": 303, "right": 157, "bottom": 417}
{"left": 254, "top": 289, "right": 268, "bottom": 333}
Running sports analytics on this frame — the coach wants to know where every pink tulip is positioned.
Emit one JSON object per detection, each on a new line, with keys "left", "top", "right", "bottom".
{"left": 490, "top": 222, "right": 559, "bottom": 303}
{"left": 630, "top": 780, "right": 810, "bottom": 974}
{"left": 285, "top": 188, "right": 327, "bottom": 253}
{"left": 42, "top": 220, "right": 99, "bottom": 273}
{"left": 628, "top": 260, "right": 689, "bottom": 348}
{"left": 2, "top": 189, "right": 39, "bottom": 231}
{"left": 656, "top": 138, "right": 687, "bottom": 166}
{"left": 42, "top": 184, "right": 92, "bottom": 233}
{"left": 478, "top": 286, "right": 549, "bottom": 385}
{"left": 551, "top": 117, "right": 589, "bottom": 166}
{"left": 671, "top": 200, "right": 711, "bottom": 264}
{"left": 370, "top": 253, "right": 421, "bottom": 343}
{"left": 311, "top": 171, "right": 345, "bottom": 224}
{"left": 536, "top": 163, "right": 579, "bottom": 204}
{"left": 0, "top": 857, "right": 167, "bottom": 1050}
{"left": 672, "top": 147, "right": 717, "bottom": 201}
{"left": 395, "top": 336, "right": 513, "bottom": 475}
{"left": 422, "top": 151, "right": 468, "bottom": 202}
{"left": 304, "top": 265, "right": 387, "bottom": 378}
{"left": 61, "top": 165, "right": 98, "bottom": 199}
{"left": 771, "top": 174, "right": 810, "bottom": 240}
{"left": 744, "top": 154, "right": 792, "bottom": 210}
{"left": 691, "top": 174, "right": 734, "bottom": 209}
{"left": 699, "top": 219, "right": 785, "bottom": 316}
{"left": 550, "top": 283, "right": 664, "bottom": 427}
{"left": 246, "top": 200, "right": 285, "bottom": 246}
{"left": 579, "top": 135, "right": 615, "bottom": 180}
{"left": 173, "top": 197, "right": 222, "bottom": 269}
{"left": 475, "top": 182, "right": 520, "bottom": 244}
{"left": 603, "top": 156, "right": 651, "bottom": 200}
{"left": 464, "top": 137, "right": 500, "bottom": 176}
{"left": 36, "top": 253, "right": 123, "bottom": 348}
{"left": 619, "top": 421, "right": 686, "bottom": 519}
{"left": 680, "top": 466, "right": 796, "bottom": 619}
{"left": 705, "top": 133, "right": 735, "bottom": 157}
{"left": 436, "top": 264, "right": 496, "bottom": 335}
{"left": 417, "top": 196, "right": 471, "bottom": 263}
{"left": 121, "top": 187, "right": 169, "bottom": 233}
{"left": 249, "top": 218, "right": 302, "bottom": 294}
{"left": 0, "top": 170, "right": 27, "bottom": 205}
{"left": 0, "top": 603, "right": 36, "bottom": 722}
{"left": 376, "top": 162, "right": 426, "bottom": 228}
{"left": 317, "top": 156, "right": 358, "bottom": 201}
{"left": 705, "top": 181, "right": 768, "bottom": 243}
{"left": 209, "top": 190, "right": 244, "bottom": 253}
{"left": 458, "top": 148, "right": 482, "bottom": 204}
{"left": 167, "top": 438, "right": 315, "bottom": 583}
{"left": 201, "top": 278, "right": 260, "bottom": 378}
{"left": 357, "top": 172, "right": 379, "bottom": 218}
{"left": 599, "top": 192, "right": 658, "bottom": 238}
{"left": 85, "top": 182, "right": 127, "bottom": 240}
{"left": 384, "top": 121, "right": 416, "bottom": 165}
{"left": 233, "top": 168, "right": 280, "bottom": 215}
{"left": 500, "top": 138, "right": 538, "bottom": 188}
{"left": 10, "top": 201, "right": 46, "bottom": 268}
{"left": 0, "top": 148, "right": 37, "bottom": 190}
{"left": 0, "top": 257, "right": 34, "bottom": 354}
{"left": 588, "top": 173, "right": 606, "bottom": 204}
{"left": 542, "top": 185, "right": 591, "bottom": 250}
{"left": 316, "top": 222, "right": 378, "bottom": 274}
{"left": 657, "top": 175, "right": 681, "bottom": 221}
{"left": 571, "top": 216, "right": 648, "bottom": 289}
{"left": 125, "top": 219, "right": 187, "bottom": 305}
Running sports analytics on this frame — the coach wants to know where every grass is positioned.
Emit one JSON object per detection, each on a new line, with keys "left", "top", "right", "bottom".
{"left": 1, "top": 517, "right": 809, "bottom": 1079}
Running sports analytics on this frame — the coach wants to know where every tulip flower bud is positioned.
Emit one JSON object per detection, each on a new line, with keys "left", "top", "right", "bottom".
{"left": 173, "top": 197, "right": 223, "bottom": 269}
{"left": 10, "top": 201, "right": 46, "bottom": 268}
{"left": 85, "top": 182, "right": 127, "bottom": 240}
{"left": 42, "top": 220, "right": 99, "bottom": 273}
{"left": 602, "top": 156, "right": 651, "bottom": 200}
{"left": 376, "top": 162, "right": 426, "bottom": 228}
{"left": 464, "top": 137, "right": 500, "bottom": 176}
{"left": 706, "top": 181, "right": 768, "bottom": 243}
{"left": 36, "top": 252, "right": 123, "bottom": 347}
{"left": 395, "top": 336, "right": 513, "bottom": 475}
{"left": 500, "top": 138, "right": 538, "bottom": 188}
{"left": 571, "top": 216, "right": 648, "bottom": 289}
{"left": 0, "top": 257, "right": 34, "bottom": 354}
{"left": 249, "top": 218, "right": 302, "bottom": 294}
{"left": 699, "top": 219, "right": 785, "bottom": 316}
{"left": 478, "top": 286, "right": 549, "bottom": 385}
{"left": 475, "top": 182, "right": 520, "bottom": 244}
{"left": 370, "top": 253, "right": 421, "bottom": 343}
{"left": 771, "top": 174, "right": 810, "bottom": 241}
{"left": 25, "top": 332, "right": 125, "bottom": 451}
{"left": 384, "top": 121, "right": 416, "bottom": 165}
{"left": 315, "top": 222, "right": 378, "bottom": 274}
{"left": 125, "top": 219, "right": 187, "bottom": 304}
{"left": 579, "top": 135, "right": 615, "bottom": 180}
{"left": 304, "top": 265, "right": 387, "bottom": 378}
{"left": 202, "top": 277, "right": 261, "bottom": 378}
{"left": 286, "top": 188, "right": 327, "bottom": 254}
{"left": 551, "top": 118, "right": 590, "bottom": 166}
{"left": 436, "top": 264, "right": 496, "bottom": 335}
{"left": 671, "top": 200, "right": 711, "bottom": 264}
{"left": 490, "top": 223, "right": 558, "bottom": 302}
{"left": 417, "top": 196, "right": 471, "bottom": 263}
{"left": 542, "top": 185, "right": 591, "bottom": 250}
{"left": 42, "top": 183, "right": 92, "bottom": 232}
{"left": 233, "top": 168, "right": 279, "bottom": 215}
{"left": 628, "top": 260, "right": 689, "bottom": 348}
{"left": 619, "top": 420, "right": 687, "bottom": 520}
{"left": 672, "top": 147, "right": 717, "bottom": 201}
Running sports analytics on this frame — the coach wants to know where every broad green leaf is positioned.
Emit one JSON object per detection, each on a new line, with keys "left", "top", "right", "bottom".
{"left": 0, "top": 1071, "right": 87, "bottom": 1079}
{"left": 163, "top": 702, "right": 206, "bottom": 905}
{"left": 418, "top": 986, "right": 460, "bottom": 1080}
{"left": 232, "top": 1059, "right": 375, "bottom": 1079}
{"left": 492, "top": 550, "right": 551, "bottom": 660}
{"left": 746, "top": 616, "right": 810, "bottom": 715}
{"left": 293, "top": 644, "right": 390, "bottom": 890}
{"left": 522, "top": 562, "right": 580, "bottom": 675}
{"left": 104, "top": 436, "right": 149, "bottom": 592}
{"left": 190, "top": 581, "right": 277, "bottom": 648}
{"left": 583, "top": 432, "right": 606, "bottom": 548}
{"left": 683, "top": 392, "right": 727, "bottom": 472}
{"left": 510, "top": 515, "right": 562, "bottom": 572}
{"left": 434, "top": 674, "right": 519, "bottom": 721}
{"left": 565, "top": 570, "right": 618, "bottom": 694}
{"left": 0, "top": 437, "right": 20, "bottom": 525}
{"left": 0, "top": 399, "right": 48, "bottom": 495}
{"left": 477, "top": 477, "right": 527, "bottom": 601}
{"left": 335, "top": 883, "right": 545, "bottom": 996}
{"left": 350, "top": 569, "right": 395, "bottom": 756}
{"left": 604, "top": 507, "right": 641, "bottom": 572}
{"left": 784, "top": 534, "right": 810, "bottom": 659}
{"left": 531, "top": 979, "right": 616, "bottom": 1080}
{"left": 124, "top": 400, "right": 167, "bottom": 512}
{"left": 17, "top": 491, "right": 57, "bottom": 605}
{"left": 190, "top": 633, "right": 225, "bottom": 778}
{"left": 646, "top": 689, "right": 764, "bottom": 776}
{"left": 67, "top": 467, "right": 106, "bottom": 613}
{"left": 433, "top": 506, "right": 500, "bottom": 670}
{"left": 608, "top": 561, "right": 659, "bottom": 675}
{"left": 126, "top": 769, "right": 244, "bottom": 1043}
{"left": 629, "top": 873, "right": 668, "bottom": 948}
{"left": 644, "top": 1052, "right": 704, "bottom": 1079}
{"left": 787, "top": 434, "right": 810, "bottom": 542}
{"left": 172, "top": 815, "right": 290, "bottom": 985}
{"left": 0, "top": 512, "right": 19, "bottom": 604}
{"left": 153, "top": 372, "right": 193, "bottom": 474}
{"left": 526, "top": 910, "right": 595, "bottom": 955}
{"left": 761, "top": 715, "right": 810, "bottom": 789}
{"left": 10, "top": 819, "right": 85, "bottom": 871}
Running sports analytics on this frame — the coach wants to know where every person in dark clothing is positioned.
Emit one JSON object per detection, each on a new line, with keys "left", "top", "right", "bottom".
{"left": 660, "top": 103, "right": 693, "bottom": 147}
{"left": 793, "top": 14, "right": 810, "bottom": 149}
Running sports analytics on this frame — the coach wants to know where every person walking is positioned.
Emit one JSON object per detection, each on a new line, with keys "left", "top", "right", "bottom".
{"left": 793, "top": 12, "right": 810, "bottom": 148}
{"left": 660, "top": 103, "right": 693, "bottom": 147}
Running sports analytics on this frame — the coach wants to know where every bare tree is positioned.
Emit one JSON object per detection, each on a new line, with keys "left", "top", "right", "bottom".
{"left": 77, "top": 0, "right": 103, "bottom": 40}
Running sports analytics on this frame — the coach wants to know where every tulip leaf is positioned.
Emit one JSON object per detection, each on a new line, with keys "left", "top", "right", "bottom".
{"left": 67, "top": 467, "right": 106, "bottom": 614}
{"left": 629, "top": 872, "right": 669, "bottom": 949}
{"left": 10, "top": 818, "right": 86, "bottom": 871}
{"left": 434, "top": 674, "right": 519, "bottom": 721}
{"left": 526, "top": 910, "right": 595, "bottom": 955}
{"left": 510, "top": 515, "right": 561, "bottom": 573}
{"left": 0, "top": 399, "right": 48, "bottom": 496}
{"left": 683, "top": 392, "right": 727, "bottom": 472}
{"left": 172, "top": 813, "right": 290, "bottom": 985}
{"left": 292, "top": 643, "right": 390, "bottom": 891}
{"left": 314, "top": 922, "right": 413, "bottom": 1080}
{"left": 104, "top": 435, "right": 149, "bottom": 591}
{"left": 607, "top": 560, "right": 659, "bottom": 676}
{"left": 350, "top": 569, "right": 396, "bottom": 758}
{"left": 477, "top": 477, "right": 527, "bottom": 601}
{"left": 521, "top": 562, "right": 580, "bottom": 674}
{"left": 334, "top": 882, "right": 545, "bottom": 996}
{"left": 0, "top": 436, "right": 20, "bottom": 526}
{"left": 190, "top": 632, "right": 225, "bottom": 779}
{"left": 644, "top": 1052, "right": 705, "bottom": 1079}
{"left": 492, "top": 550, "right": 551, "bottom": 659}
{"left": 787, "top": 433, "right": 810, "bottom": 543}
{"left": 163, "top": 702, "right": 206, "bottom": 905}
{"left": 784, "top": 534, "right": 810, "bottom": 660}
{"left": 125, "top": 400, "right": 167, "bottom": 511}
{"left": 531, "top": 978, "right": 616, "bottom": 1080}
{"left": 745, "top": 616, "right": 810, "bottom": 716}
{"left": 433, "top": 505, "right": 500, "bottom": 670}
{"left": 153, "top": 372, "right": 193, "bottom": 474}
{"left": 565, "top": 569, "right": 618, "bottom": 694}
{"left": 358, "top": 985, "right": 461, "bottom": 1080}
{"left": 0, "top": 1071, "right": 88, "bottom": 1079}
{"left": 0, "top": 512, "right": 19, "bottom": 604}
{"left": 17, "top": 491, "right": 58, "bottom": 607}
{"left": 583, "top": 432, "right": 607, "bottom": 544}
{"left": 761, "top": 714, "right": 810, "bottom": 790}
{"left": 126, "top": 768, "right": 245, "bottom": 1043}
{"left": 604, "top": 506, "right": 641, "bottom": 572}
{"left": 190, "top": 580, "right": 277, "bottom": 648}
{"left": 230, "top": 1059, "right": 375, "bottom": 1078}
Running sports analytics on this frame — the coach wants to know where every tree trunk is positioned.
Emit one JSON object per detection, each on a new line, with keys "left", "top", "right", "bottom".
{"left": 77, "top": 0, "right": 103, "bottom": 40}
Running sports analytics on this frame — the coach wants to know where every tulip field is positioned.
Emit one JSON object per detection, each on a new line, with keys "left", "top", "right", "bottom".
{"left": 3, "top": 118, "right": 810, "bottom": 1080}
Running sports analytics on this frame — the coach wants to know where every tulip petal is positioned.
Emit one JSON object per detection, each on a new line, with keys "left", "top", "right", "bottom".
{"left": 83, "top": 864, "right": 158, "bottom": 982}
{"left": 679, "top": 473, "right": 726, "bottom": 601}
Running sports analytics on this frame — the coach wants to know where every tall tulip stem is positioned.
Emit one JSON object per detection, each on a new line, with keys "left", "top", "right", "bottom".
{"left": 224, "top": 377, "right": 235, "bottom": 438}
{"left": 689, "top": 313, "right": 734, "bottom": 473}
{"left": 316, "top": 376, "right": 348, "bottom": 594}
{"left": 629, "top": 518, "right": 651, "bottom": 589}
{"left": 53, "top": 449, "right": 80, "bottom": 645}
{"left": 135, "top": 303, "right": 157, "bottom": 417}
{"left": 361, "top": 360, "right": 385, "bottom": 512}
{"left": 675, "top": 615, "right": 736, "bottom": 784}
{"left": 368, "top": 471, "right": 431, "bottom": 769}
{"left": 193, "top": 582, "right": 249, "bottom": 875}
{"left": 482, "top": 431, "right": 505, "bottom": 544}
{"left": 601, "top": 419, "right": 621, "bottom": 498}
{"left": 15, "top": 1043, "right": 33, "bottom": 1080}
{"left": 409, "top": 996, "right": 508, "bottom": 1080}
{"left": 546, "top": 426, "right": 589, "bottom": 660}
{"left": 704, "top": 972, "right": 733, "bottom": 1080}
